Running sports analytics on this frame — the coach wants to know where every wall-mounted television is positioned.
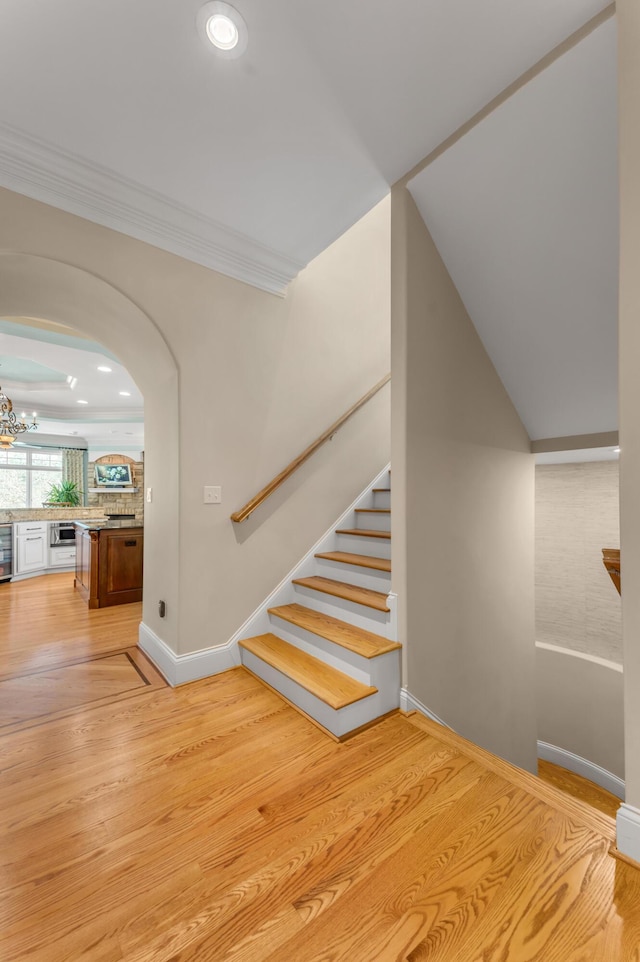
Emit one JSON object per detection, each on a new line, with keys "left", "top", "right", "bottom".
{"left": 94, "top": 463, "right": 133, "bottom": 486}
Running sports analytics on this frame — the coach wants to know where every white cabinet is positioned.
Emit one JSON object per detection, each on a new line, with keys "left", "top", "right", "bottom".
{"left": 15, "top": 522, "right": 48, "bottom": 575}
{"left": 49, "top": 545, "right": 76, "bottom": 568}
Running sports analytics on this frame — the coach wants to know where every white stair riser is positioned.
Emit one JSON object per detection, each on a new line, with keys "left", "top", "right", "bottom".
{"left": 354, "top": 511, "right": 391, "bottom": 532}
{"left": 335, "top": 533, "right": 391, "bottom": 558}
{"left": 367, "top": 650, "right": 401, "bottom": 694}
{"left": 292, "top": 583, "right": 392, "bottom": 636}
{"left": 372, "top": 490, "right": 391, "bottom": 509}
{"left": 240, "top": 647, "right": 387, "bottom": 738}
{"left": 313, "top": 557, "right": 391, "bottom": 592}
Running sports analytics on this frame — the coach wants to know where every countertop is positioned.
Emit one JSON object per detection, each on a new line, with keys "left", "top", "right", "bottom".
{"left": 74, "top": 520, "right": 143, "bottom": 532}
{"left": 0, "top": 508, "right": 107, "bottom": 523}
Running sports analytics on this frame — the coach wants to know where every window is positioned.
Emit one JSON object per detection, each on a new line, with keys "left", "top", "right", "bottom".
{"left": 0, "top": 448, "right": 63, "bottom": 509}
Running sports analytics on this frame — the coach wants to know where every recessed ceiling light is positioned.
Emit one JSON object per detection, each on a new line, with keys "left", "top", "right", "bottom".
{"left": 119, "top": 391, "right": 131, "bottom": 397}
{"left": 198, "top": 2, "right": 248, "bottom": 58}
{"left": 97, "top": 366, "right": 112, "bottom": 373}
{"left": 77, "top": 399, "right": 89, "bottom": 405}
{"left": 208, "top": 14, "right": 238, "bottom": 49}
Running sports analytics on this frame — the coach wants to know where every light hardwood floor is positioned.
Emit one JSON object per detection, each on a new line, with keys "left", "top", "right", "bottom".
{"left": 0, "top": 573, "right": 163, "bottom": 736}
{"left": 1, "top": 574, "right": 639, "bottom": 960}
{"left": 0, "top": 572, "right": 144, "bottom": 676}
{"left": 538, "top": 758, "right": 621, "bottom": 819}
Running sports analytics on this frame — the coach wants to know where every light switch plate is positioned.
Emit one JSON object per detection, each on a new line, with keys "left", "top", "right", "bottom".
{"left": 204, "top": 485, "right": 222, "bottom": 504}
{"left": 146, "top": 487, "right": 153, "bottom": 503}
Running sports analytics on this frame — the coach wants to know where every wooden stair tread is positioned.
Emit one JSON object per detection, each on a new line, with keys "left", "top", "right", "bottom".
{"left": 354, "top": 508, "right": 390, "bottom": 514}
{"left": 372, "top": 487, "right": 390, "bottom": 492}
{"left": 335, "top": 528, "right": 391, "bottom": 540}
{"left": 314, "top": 551, "right": 391, "bottom": 572}
{"left": 268, "top": 603, "right": 400, "bottom": 658}
{"left": 238, "top": 634, "right": 377, "bottom": 709}
{"left": 292, "top": 576, "right": 391, "bottom": 612}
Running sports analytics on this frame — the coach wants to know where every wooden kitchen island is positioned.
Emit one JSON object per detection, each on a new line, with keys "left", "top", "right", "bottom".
{"left": 74, "top": 520, "right": 143, "bottom": 608}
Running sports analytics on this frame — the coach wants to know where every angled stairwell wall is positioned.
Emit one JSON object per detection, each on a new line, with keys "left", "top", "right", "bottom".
{"left": 391, "top": 185, "right": 537, "bottom": 772}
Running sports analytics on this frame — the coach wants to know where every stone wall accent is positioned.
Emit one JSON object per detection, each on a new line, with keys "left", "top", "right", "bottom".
{"left": 536, "top": 460, "right": 621, "bottom": 663}
{"left": 87, "top": 457, "right": 144, "bottom": 523}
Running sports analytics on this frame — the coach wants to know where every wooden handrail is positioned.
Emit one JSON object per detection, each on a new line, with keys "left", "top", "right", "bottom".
{"left": 602, "top": 548, "right": 621, "bottom": 595}
{"left": 230, "top": 373, "right": 391, "bottom": 523}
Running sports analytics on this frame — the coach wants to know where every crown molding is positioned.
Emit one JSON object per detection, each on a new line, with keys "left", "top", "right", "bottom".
{"left": 35, "top": 404, "right": 144, "bottom": 421}
{"left": 0, "top": 377, "right": 70, "bottom": 393}
{"left": 0, "top": 121, "right": 304, "bottom": 295}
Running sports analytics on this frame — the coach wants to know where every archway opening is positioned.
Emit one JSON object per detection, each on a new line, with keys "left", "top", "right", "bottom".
{"left": 0, "top": 252, "right": 179, "bottom": 652}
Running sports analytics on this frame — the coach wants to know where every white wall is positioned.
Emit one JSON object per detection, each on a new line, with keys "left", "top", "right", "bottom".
{"left": 0, "top": 187, "right": 391, "bottom": 657}
{"left": 391, "top": 185, "right": 537, "bottom": 772}
{"left": 536, "top": 643, "right": 624, "bottom": 784}
{"left": 534, "top": 459, "right": 623, "bottom": 791}
{"left": 618, "top": 0, "right": 640, "bottom": 824}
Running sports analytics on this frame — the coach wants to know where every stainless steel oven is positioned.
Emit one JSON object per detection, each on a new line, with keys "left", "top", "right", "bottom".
{"left": 50, "top": 521, "right": 76, "bottom": 547}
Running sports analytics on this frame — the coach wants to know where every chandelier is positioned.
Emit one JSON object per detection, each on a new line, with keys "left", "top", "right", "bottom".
{"left": 0, "top": 385, "right": 38, "bottom": 449}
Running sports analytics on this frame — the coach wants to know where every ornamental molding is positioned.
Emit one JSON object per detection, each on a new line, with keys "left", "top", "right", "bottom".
{"left": 0, "top": 121, "right": 303, "bottom": 296}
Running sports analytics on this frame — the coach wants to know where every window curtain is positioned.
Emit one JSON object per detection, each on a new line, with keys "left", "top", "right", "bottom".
{"left": 62, "top": 449, "right": 86, "bottom": 503}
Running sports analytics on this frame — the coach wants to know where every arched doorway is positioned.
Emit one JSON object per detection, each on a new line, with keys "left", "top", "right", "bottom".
{"left": 0, "top": 252, "right": 179, "bottom": 652}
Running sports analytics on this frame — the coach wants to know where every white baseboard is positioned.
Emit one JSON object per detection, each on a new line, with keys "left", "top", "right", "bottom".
{"left": 537, "top": 740, "right": 625, "bottom": 800}
{"left": 616, "top": 804, "right": 640, "bottom": 862}
{"left": 139, "top": 622, "right": 240, "bottom": 687}
{"left": 400, "top": 688, "right": 452, "bottom": 730}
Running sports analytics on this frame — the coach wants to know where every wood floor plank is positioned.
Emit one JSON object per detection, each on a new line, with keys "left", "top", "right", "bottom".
{"left": 403, "top": 817, "right": 613, "bottom": 962}
{"left": 3, "top": 926, "right": 125, "bottom": 962}
{"left": 0, "top": 651, "right": 150, "bottom": 728}
{"left": 0, "top": 708, "right": 322, "bottom": 886}
{"left": 0, "top": 577, "right": 637, "bottom": 962}
{"left": 122, "top": 742, "right": 478, "bottom": 962}
{"left": 406, "top": 711, "right": 616, "bottom": 841}
{"left": 0, "top": 572, "right": 143, "bottom": 681}
{"left": 263, "top": 782, "right": 583, "bottom": 962}
{"left": 538, "top": 758, "right": 621, "bottom": 819}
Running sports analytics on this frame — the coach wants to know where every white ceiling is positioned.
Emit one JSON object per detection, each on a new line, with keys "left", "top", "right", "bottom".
{"left": 0, "top": 319, "right": 144, "bottom": 449}
{"left": 0, "top": 0, "right": 618, "bottom": 443}
{"left": 535, "top": 446, "right": 619, "bottom": 465}
{"left": 408, "top": 18, "right": 618, "bottom": 442}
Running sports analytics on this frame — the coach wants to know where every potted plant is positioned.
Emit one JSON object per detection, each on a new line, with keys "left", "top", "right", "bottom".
{"left": 43, "top": 481, "right": 83, "bottom": 507}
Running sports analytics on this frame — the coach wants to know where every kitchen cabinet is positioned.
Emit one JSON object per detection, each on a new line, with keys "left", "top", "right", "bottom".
{"left": 75, "top": 523, "right": 143, "bottom": 608}
{"left": 48, "top": 545, "right": 77, "bottom": 568}
{"left": 14, "top": 521, "right": 48, "bottom": 575}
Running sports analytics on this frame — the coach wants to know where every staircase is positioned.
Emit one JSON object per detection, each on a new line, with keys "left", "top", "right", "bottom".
{"left": 237, "top": 468, "right": 400, "bottom": 739}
